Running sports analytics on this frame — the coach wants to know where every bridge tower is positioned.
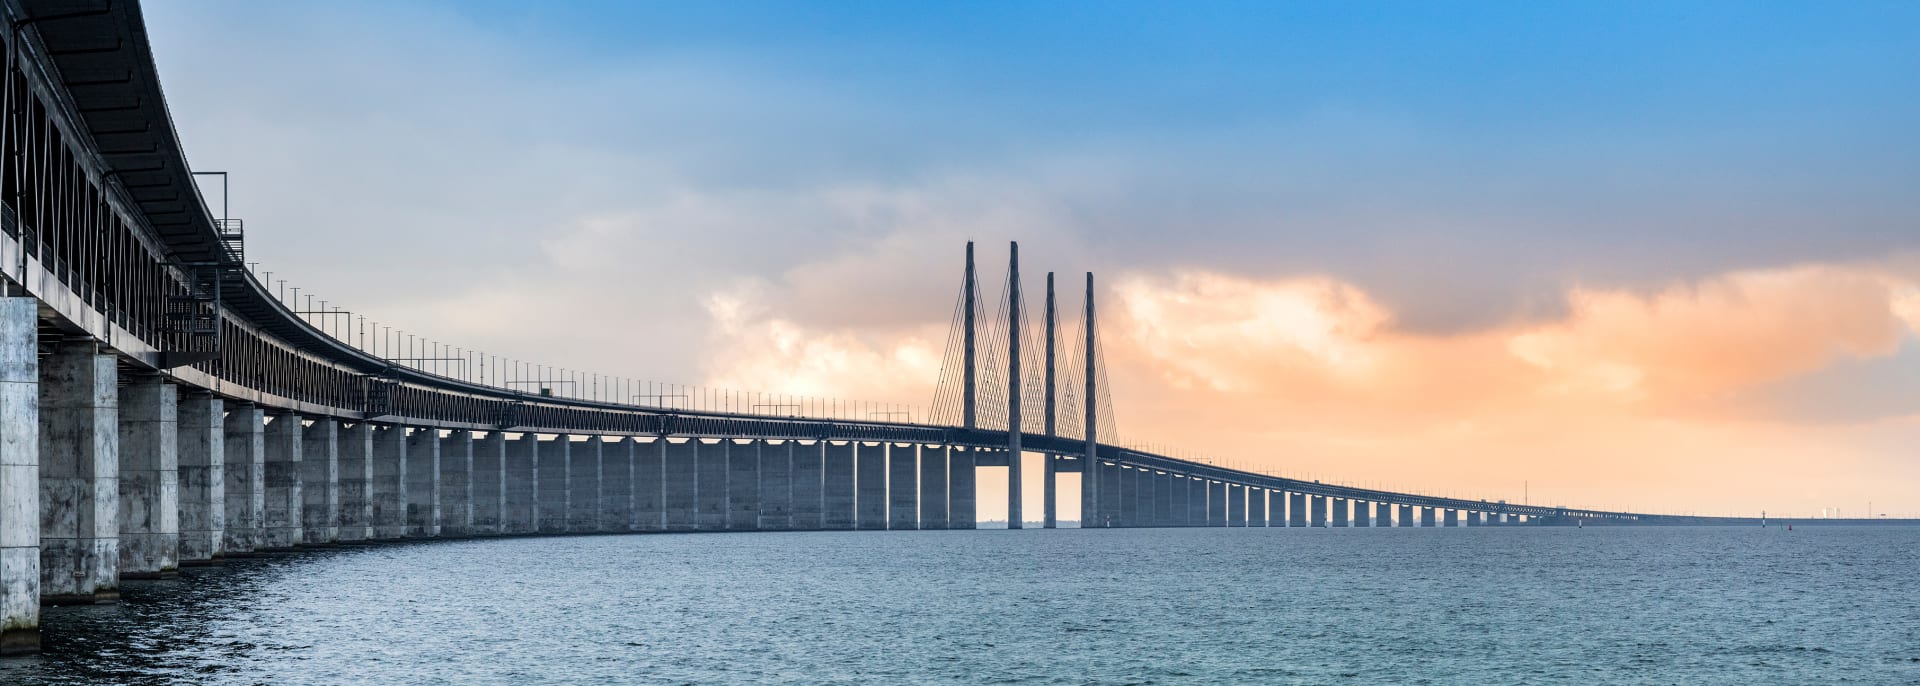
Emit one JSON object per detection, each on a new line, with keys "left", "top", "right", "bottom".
{"left": 1043, "top": 272, "right": 1057, "bottom": 529}
{"left": 1084, "top": 272, "right": 1099, "bottom": 527}
{"left": 1006, "top": 242, "right": 1023, "bottom": 529}
{"left": 963, "top": 242, "right": 977, "bottom": 430}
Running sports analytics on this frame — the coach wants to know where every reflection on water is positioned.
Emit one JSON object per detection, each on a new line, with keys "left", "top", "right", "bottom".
{"left": 6, "top": 527, "right": 1919, "bottom": 684}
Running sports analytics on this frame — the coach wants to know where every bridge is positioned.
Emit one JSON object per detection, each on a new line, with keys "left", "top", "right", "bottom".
{"left": 0, "top": 0, "right": 1898, "bottom": 656}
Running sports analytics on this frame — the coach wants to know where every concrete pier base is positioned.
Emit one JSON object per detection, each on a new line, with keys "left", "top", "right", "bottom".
{"left": 822, "top": 442, "right": 855, "bottom": 530}
{"left": 1446, "top": 508, "right": 1462, "bottom": 527}
{"left": 1207, "top": 481, "right": 1226, "bottom": 526}
{"left": 1373, "top": 501, "right": 1390, "bottom": 527}
{"left": 1189, "top": 478, "right": 1208, "bottom": 526}
{"left": 1099, "top": 461, "right": 1121, "bottom": 528}
{"left": 118, "top": 377, "right": 177, "bottom": 578}
{"left": 1332, "top": 498, "right": 1349, "bottom": 528}
{"left": 438, "top": 431, "right": 474, "bottom": 537}
{"left": 1173, "top": 475, "right": 1193, "bottom": 526}
{"left": 472, "top": 432, "right": 506, "bottom": 535}
{"left": 948, "top": 447, "right": 975, "bottom": 529}
{"left": 1288, "top": 492, "right": 1306, "bottom": 527}
{"left": 176, "top": 393, "right": 223, "bottom": 562}
{"left": 404, "top": 429, "right": 440, "bottom": 538}
{"left": 1248, "top": 487, "right": 1266, "bottom": 527}
{"left": 299, "top": 419, "right": 338, "bottom": 546}
{"left": 0, "top": 298, "right": 38, "bottom": 651}
{"left": 505, "top": 434, "right": 539, "bottom": 534}
{"left": 567, "top": 436, "right": 600, "bottom": 533}
{"left": 791, "top": 441, "right": 823, "bottom": 530}
{"left": 335, "top": 423, "right": 373, "bottom": 541}
{"left": 1228, "top": 484, "right": 1247, "bottom": 527}
{"left": 259, "top": 414, "right": 303, "bottom": 550}
{"left": 1078, "top": 457, "right": 1097, "bottom": 528}
{"left": 40, "top": 345, "right": 118, "bottom": 603}
{"left": 369, "top": 426, "right": 407, "bottom": 540}
{"left": 634, "top": 439, "right": 665, "bottom": 531}
{"left": 537, "top": 436, "right": 569, "bottom": 534}
{"left": 602, "top": 438, "right": 634, "bottom": 533}
{"left": 727, "top": 440, "right": 758, "bottom": 531}
{"left": 663, "top": 439, "right": 696, "bottom": 532}
{"left": 1118, "top": 467, "right": 1138, "bottom": 527}
{"left": 695, "top": 440, "right": 727, "bottom": 531}
{"left": 222, "top": 405, "right": 264, "bottom": 553}
{"left": 1418, "top": 507, "right": 1434, "bottom": 527}
{"left": 918, "top": 445, "right": 947, "bottom": 529}
{"left": 855, "top": 443, "right": 886, "bottom": 530}
{"left": 888, "top": 444, "right": 916, "bottom": 530}
{"left": 757, "top": 441, "right": 791, "bottom": 531}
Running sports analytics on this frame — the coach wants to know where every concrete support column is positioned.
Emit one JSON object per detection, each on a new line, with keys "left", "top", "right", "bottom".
{"left": 822, "top": 442, "right": 855, "bottom": 530}
{"left": 1117, "top": 466, "right": 1138, "bottom": 527}
{"left": 888, "top": 444, "right": 916, "bottom": 530}
{"left": 221, "top": 405, "right": 264, "bottom": 553}
{"left": 1417, "top": 506, "right": 1434, "bottom": 527}
{"left": 727, "top": 440, "right": 759, "bottom": 531}
{"left": 1155, "top": 472, "right": 1174, "bottom": 527}
{"left": 404, "top": 429, "right": 440, "bottom": 538}
{"left": 791, "top": 441, "right": 823, "bottom": 530}
{"left": 1446, "top": 508, "right": 1462, "bottom": 527}
{"left": 1331, "top": 498, "right": 1349, "bottom": 528}
{"left": 1078, "top": 457, "right": 1096, "bottom": 528}
{"left": 855, "top": 443, "right": 886, "bottom": 530}
{"left": 918, "top": 445, "right": 947, "bottom": 529}
{"left": 1099, "top": 461, "right": 1121, "bottom": 527}
{"left": 663, "top": 439, "right": 696, "bottom": 532}
{"left": 603, "top": 438, "right": 634, "bottom": 533}
{"left": 537, "top": 435, "right": 569, "bottom": 534}
{"left": 634, "top": 439, "right": 665, "bottom": 532}
{"left": 299, "top": 419, "right": 339, "bottom": 545}
{"left": 0, "top": 298, "right": 38, "bottom": 652}
{"left": 175, "top": 393, "right": 223, "bottom": 562}
{"left": 118, "top": 377, "right": 177, "bottom": 578}
{"left": 1141, "top": 470, "right": 1157, "bottom": 527}
{"left": 1372, "top": 501, "right": 1390, "bottom": 527}
{"left": 1287, "top": 492, "right": 1306, "bottom": 527}
{"left": 1464, "top": 510, "right": 1480, "bottom": 527}
{"left": 757, "top": 440, "right": 791, "bottom": 531}
{"left": 336, "top": 423, "right": 373, "bottom": 541}
{"left": 41, "top": 345, "right": 118, "bottom": 604}
{"left": 259, "top": 414, "right": 303, "bottom": 550}
{"left": 1396, "top": 504, "right": 1413, "bottom": 527}
{"left": 1207, "top": 481, "right": 1227, "bottom": 526}
{"left": 369, "top": 426, "right": 407, "bottom": 539}
{"left": 505, "top": 434, "right": 539, "bottom": 534}
{"left": 1249, "top": 487, "right": 1267, "bottom": 527}
{"left": 695, "top": 440, "right": 727, "bottom": 531}
{"left": 566, "top": 436, "right": 600, "bottom": 533}
{"left": 439, "top": 431, "right": 474, "bottom": 537}
{"left": 1172, "top": 475, "right": 1191, "bottom": 526}
{"left": 949, "top": 446, "right": 976, "bottom": 529}
{"left": 471, "top": 432, "right": 506, "bottom": 535}
{"left": 1267, "top": 491, "right": 1283, "bottom": 528}
{"left": 1189, "top": 478, "right": 1208, "bottom": 526}
{"left": 1228, "top": 484, "right": 1248, "bottom": 527}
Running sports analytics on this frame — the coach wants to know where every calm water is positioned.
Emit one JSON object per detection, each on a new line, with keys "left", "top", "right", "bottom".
{"left": 6, "top": 527, "right": 1918, "bottom": 685}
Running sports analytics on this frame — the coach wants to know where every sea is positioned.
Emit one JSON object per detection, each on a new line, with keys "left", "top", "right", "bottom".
{"left": 6, "top": 526, "right": 1917, "bottom": 684}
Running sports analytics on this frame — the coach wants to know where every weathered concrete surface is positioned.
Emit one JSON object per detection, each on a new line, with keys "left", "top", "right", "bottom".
{"left": 536, "top": 435, "right": 569, "bottom": 535}
{"left": 1228, "top": 483, "right": 1247, "bottom": 527}
{"left": 822, "top": 442, "right": 855, "bottom": 530}
{"left": 888, "top": 444, "right": 916, "bottom": 530}
{"left": 259, "top": 414, "right": 303, "bottom": 550}
{"left": 1248, "top": 486, "right": 1266, "bottom": 527}
{"left": 404, "top": 429, "right": 440, "bottom": 538}
{"left": 299, "top": 419, "right": 338, "bottom": 545}
{"left": 790, "top": 441, "right": 823, "bottom": 531}
{"left": 694, "top": 440, "right": 727, "bottom": 531}
{"left": 222, "top": 405, "right": 264, "bottom": 553}
{"left": 1173, "top": 475, "right": 1193, "bottom": 527}
{"left": 40, "top": 345, "right": 118, "bottom": 604}
{"left": 756, "top": 440, "right": 790, "bottom": 531}
{"left": 948, "top": 447, "right": 975, "bottom": 529}
{"left": 855, "top": 443, "right": 886, "bottom": 531}
{"left": 1156, "top": 472, "right": 1176, "bottom": 527}
{"left": 917, "top": 445, "right": 947, "bottom": 530}
{"left": 175, "top": 393, "right": 223, "bottom": 561}
{"left": 0, "top": 298, "right": 38, "bottom": 652}
{"left": 1207, "top": 481, "right": 1227, "bottom": 527}
{"left": 1099, "top": 460, "right": 1121, "bottom": 528}
{"left": 504, "top": 434, "right": 539, "bottom": 534}
{"left": 1118, "top": 466, "right": 1138, "bottom": 527}
{"left": 1287, "top": 492, "right": 1306, "bottom": 527}
{"left": 633, "top": 439, "right": 663, "bottom": 532}
{"left": 1397, "top": 503, "right": 1414, "bottom": 528}
{"left": 600, "top": 438, "right": 634, "bottom": 533}
{"left": 471, "top": 432, "right": 505, "bottom": 535}
{"left": 566, "top": 437, "right": 600, "bottom": 533}
{"left": 1079, "top": 456, "right": 1097, "bottom": 528}
{"left": 1267, "top": 490, "right": 1284, "bottom": 528}
{"left": 1309, "top": 495, "right": 1328, "bottom": 528}
{"left": 1331, "top": 497, "right": 1349, "bottom": 528}
{"left": 369, "top": 426, "right": 408, "bottom": 539}
{"left": 1446, "top": 508, "right": 1462, "bottom": 527}
{"left": 438, "top": 431, "right": 473, "bottom": 537}
{"left": 117, "top": 377, "right": 177, "bottom": 578}
{"left": 1417, "top": 506, "right": 1434, "bottom": 527}
{"left": 1374, "top": 501, "right": 1391, "bottom": 528}
{"left": 663, "top": 439, "right": 696, "bottom": 532}
{"left": 335, "top": 423, "right": 373, "bottom": 541}
{"left": 727, "top": 440, "right": 758, "bottom": 530}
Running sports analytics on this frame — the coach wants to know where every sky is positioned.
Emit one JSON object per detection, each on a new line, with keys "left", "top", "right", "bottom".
{"left": 142, "top": 1, "right": 1920, "bottom": 519}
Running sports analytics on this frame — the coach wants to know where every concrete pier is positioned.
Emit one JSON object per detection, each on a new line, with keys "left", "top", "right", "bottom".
{"left": 1332, "top": 498, "right": 1349, "bottom": 528}
{"left": 537, "top": 435, "right": 569, "bottom": 534}
{"left": 822, "top": 442, "right": 855, "bottom": 530}
{"left": 1189, "top": 478, "right": 1208, "bottom": 526}
{"left": 602, "top": 438, "right": 634, "bottom": 533}
{"left": 1155, "top": 472, "right": 1174, "bottom": 526}
{"left": 369, "top": 426, "right": 407, "bottom": 539}
{"left": 634, "top": 439, "right": 665, "bottom": 531}
{"left": 40, "top": 344, "right": 118, "bottom": 604}
{"left": 1228, "top": 484, "right": 1247, "bottom": 527}
{"left": 1118, "top": 466, "right": 1138, "bottom": 527}
{"left": 727, "top": 440, "right": 759, "bottom": 531}
{"left": 1207, "top": 481, "right": 1226, "bottom": 526}
{"left": 299, "top": 419, "right": 338, "bottom": 545}
{"left": 1172, "top": 475, "right": 1192, "bottom": 526}
{"left": 1249, "top": 487, "right": 1266, "bottom": 527}
{"left": 949, "top": 447, "right": 976, "bottom": 529}
{"left": 695, "top": 440, "right": 728, "bottom": 531}
{"left": 1307, "top": 495, "right": 1325, "bottom": 528}
{"left": 471, "top": 432, "right": 506, "bottom": 535}
{"left": 1099, "top": 461, "right": 1121, "bottom": 527}
{"left": 663, "top": 439, "right": 696, "bottom": 532}
{"left": 175, "top": 393, "right": 223, "bottom": 562}
{"left": 855, "top": 443, "right": 886, "bottom": 530}
{"left": 1287, "top": 492, "right": 1306, "bottom": 527}
{"left": 0, "top": 298, "right": 38, "bottom": 651}
{"left": 1396, "top": 503, "right": 1413, "bottom": 527}
{"left": 259, "top": 414, "right": 303, "bottom": 550}
{"left": 888, "top": 444, "right": 916, "bottom": 530}
{"left": 1373, "top": 501, "right": 1390, "bottom": 527}
{"left": 1078, "top": 457, "right": 1097, "bottom": 527}
{"left": 404, "top": 429, "right": 440, "bottom": 538}
{"left": 1446, "top": 508, "right": 1462, "bottom": 527}
{"left": 504, "top": 434, "right": 540, "bottom": 534}
{"left": 567, "top": 437, "right": 601, "bottom": 533}
{"left": 222, "top": 405, "right": 265, "bottom": 553}
{"left": 438, "top": 431, "right": 474, "bottom": 537}
{"left": 918, "top": 445, "right": 947, "bottom": 529}
{"left": 1464, "top": 510, "right": 1479, "bottom": 527}
{"left": 757, "top": 441, "right": 791, "bottom": 530}
{"left": 791, "top": 441, "right": 823, "bottom": 530}
{"left": 336, "top": 423, "right": 373, "bottom": 541}
{"left": 117, "top": 377, "right": 177, "bottom": 578}
{"left": 1418, "top": 506, "right": 1434, "bottom": 527}
{"left": 1267, "top": 491, "right": 1283, "bottom": 528}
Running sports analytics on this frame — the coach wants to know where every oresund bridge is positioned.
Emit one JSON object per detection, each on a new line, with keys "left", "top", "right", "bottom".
{"left": 0, "top": 0, "right": 1895, "bottom": 656}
